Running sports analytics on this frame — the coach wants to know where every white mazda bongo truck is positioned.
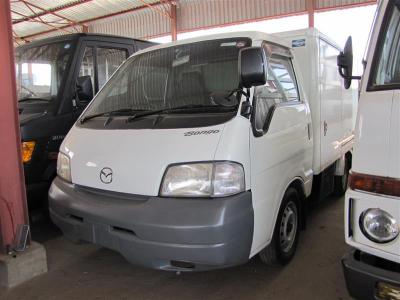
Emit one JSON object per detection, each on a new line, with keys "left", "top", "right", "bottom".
{"left": 49, "top": 30, "right": 356, "bottom": 271}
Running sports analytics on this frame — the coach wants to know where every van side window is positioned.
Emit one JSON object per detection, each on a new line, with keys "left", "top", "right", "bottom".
{"left": 269, "top": 56, "right": 299, "bottom": 102}
{"left": 97, "top": 48, "right": 127, "bottom": 89}
{"left": 78, "top": 47, "right": 95, "bottom": 95}
{"left": 370, "top": 4, "right": 400, "bottom": 88}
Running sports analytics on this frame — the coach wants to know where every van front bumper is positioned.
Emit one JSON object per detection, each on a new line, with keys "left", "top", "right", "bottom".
{"left": 342, "top": 248, "right": 400, "bottom": 300}
{"left": 49, "top": 177, "right": 254, "bottom": 271}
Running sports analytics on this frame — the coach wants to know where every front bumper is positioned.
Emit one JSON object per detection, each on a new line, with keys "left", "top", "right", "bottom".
{"left": 49, "top": 177, "right": 254, "bottom": 271}
{"left": 342, "top": 248, "right": 400, "bottom": 300}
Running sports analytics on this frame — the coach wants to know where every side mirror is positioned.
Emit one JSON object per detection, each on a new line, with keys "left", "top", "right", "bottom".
{"left": 239, "top": 47, "right": 267, "bottom": 89}
{"left": 337, "top": 36, "right": 355, "bottom": 89}
{"left": 76, "top": 75, "right": 93, "bottom": 105}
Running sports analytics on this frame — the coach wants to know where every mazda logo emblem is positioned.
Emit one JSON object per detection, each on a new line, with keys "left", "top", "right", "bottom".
{"left": 100, "top": 167, "right": 113, "bottom": 184}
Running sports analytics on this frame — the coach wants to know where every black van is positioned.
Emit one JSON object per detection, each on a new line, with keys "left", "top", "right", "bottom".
{"left": 16, "top": 33, "right": 155, "bottom": 207}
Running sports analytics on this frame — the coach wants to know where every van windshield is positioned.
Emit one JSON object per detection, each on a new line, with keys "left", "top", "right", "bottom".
{"left": 15, "top": 41, "right": 72, "bottom": 102}
{"left": 84, "top": 38, "right": 251, "bottom": 116}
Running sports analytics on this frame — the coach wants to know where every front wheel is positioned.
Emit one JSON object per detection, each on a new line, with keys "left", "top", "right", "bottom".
{"left": 259, "top": 187, "right": 300, "bottom": 266}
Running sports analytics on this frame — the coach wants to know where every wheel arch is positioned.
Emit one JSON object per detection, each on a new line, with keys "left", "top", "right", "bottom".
{"left": 287, "top": 178, "right": 307, "bottom": 230}
{"left": 270, "top": 177, "right": 307, "bottom": 239}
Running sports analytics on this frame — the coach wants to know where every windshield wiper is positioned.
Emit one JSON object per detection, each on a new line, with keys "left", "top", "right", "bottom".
{"left": 125, "top": 104, "right": 232, "bottom": 123}
{"left": 18, "top": 97, "right": 51, "bottom": 103}
{"left": 80, "top": 108, "right": 146, "bottom": 124}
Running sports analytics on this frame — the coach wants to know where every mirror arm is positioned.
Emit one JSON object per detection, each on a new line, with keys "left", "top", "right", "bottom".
{"left": 240, "top": 88, "right": 252, "bottom": 119}
{"left": 338, "top": 67, "right": 361, "bottom": 81}
{"left": 243, "top": 88, "right": 250, "bottom": 101}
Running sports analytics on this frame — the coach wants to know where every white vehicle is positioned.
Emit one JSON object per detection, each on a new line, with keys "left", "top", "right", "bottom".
{"left": 341, "top": 1, "right": 400, "bottom": 299}
{"left": 49, "top": 29, "right": 356, "bottom": 271}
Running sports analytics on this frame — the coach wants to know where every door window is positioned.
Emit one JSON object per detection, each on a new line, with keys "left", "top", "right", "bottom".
{"left": 253, "top": 71, "right": 284, "bottom": 132}
{"left": 369, "top": 3, "right": 400, "bottom": 89}
{"left": 253, "top": 53, "right": 298, "bottom": 133}
{"left": 97, "top": 48, "right": 127, "bottom": 89}
{"left": 269, "top": 56, "right": 299, "bottom": 102}
{"left": 78, "top": 47, "right": 95, "bottom": 95}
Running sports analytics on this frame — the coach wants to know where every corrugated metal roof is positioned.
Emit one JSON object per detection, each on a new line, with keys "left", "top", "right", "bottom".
{"left": 11, "top": 0, "right": 162, "bottom": 42}
{"left": 177, "top": 0, "right": 307, "bottom": 32}
{"left": 88, "top": 5, "right": 170, "bottom": 39}
{"left": 316, "top": 0, "right": 376, "bottom": 9}
{"left": 11, "top": 0, "right": 376, "bottom": 44}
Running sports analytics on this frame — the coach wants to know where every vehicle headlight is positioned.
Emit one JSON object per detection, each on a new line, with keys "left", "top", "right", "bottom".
{"left": 57, "top": 152, "right": 71, "bottom": 183}
{"left": 22, "top": 141, "right": 36, "bottom": 163}
{"left": 360, "top": 208, "right": 399, "bottom": 243}
{"left": 160, "top": 162, "right": 245, "bottom": 197}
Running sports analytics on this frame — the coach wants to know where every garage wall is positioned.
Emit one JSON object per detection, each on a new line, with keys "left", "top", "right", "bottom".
{"left": 86, "top": 0, "right": 376, "bottom": 39}
{"left": 316, "top": 0, "right": 376, "bottom": 9}
{"left": 177, "top": 0, "right": 306, "bottom": 32}
{"left": 88, "top": 6, "right": 170, "bottom": 39}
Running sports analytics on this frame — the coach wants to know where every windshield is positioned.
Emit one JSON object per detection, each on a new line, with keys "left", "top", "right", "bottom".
{"left": 15, "top": 41, "right": 73, "bottom": 101}
{"left": 83, "top": 38, "right": 251, "bottom": 116}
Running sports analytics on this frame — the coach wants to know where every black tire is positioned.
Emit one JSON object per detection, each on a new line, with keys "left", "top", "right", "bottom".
{"left": 334, "top": 156, "right": 350, "bottom": 196}
{"left": 259, "top": 187, "right": 300, "bottom": 266}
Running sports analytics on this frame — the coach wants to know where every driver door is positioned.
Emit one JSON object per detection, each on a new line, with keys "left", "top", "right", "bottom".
{"left": 249, "top": 44, "right": 312, "bottom": 253}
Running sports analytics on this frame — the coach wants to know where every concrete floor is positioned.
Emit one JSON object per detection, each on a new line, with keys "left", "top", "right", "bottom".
{"left": 0, "top": 196, "right": 351, "bottom": 300}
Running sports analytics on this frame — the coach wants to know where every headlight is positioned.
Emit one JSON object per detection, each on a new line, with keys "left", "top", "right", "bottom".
{"left": 160, "top": 162, "right": 245, "bottom": 197}
{"left": 57, "top": 152, "right": 71, "bottom": 183}
{"left": 22, "top": 141, "right": 36, "bottom": 163}
{"left": 360, "top": 208, "right": 399, "bottom": 243}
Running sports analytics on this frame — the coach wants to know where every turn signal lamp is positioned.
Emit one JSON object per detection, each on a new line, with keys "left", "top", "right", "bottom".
{"left": 22, "top": 141, "right": 36, "bottom": 163}
{"left": 376, "top": 282, "right": 400, "bottom": 300}
{"left": 349, "top": 172, "right": 400, "bottom": 198}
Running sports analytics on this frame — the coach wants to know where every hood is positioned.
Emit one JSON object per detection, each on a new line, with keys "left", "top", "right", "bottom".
{"left": 62, "top": 124, "right": 226, "bottom": 196}
{"left": 19, "top": 111, "right": 47, "bottom": 125}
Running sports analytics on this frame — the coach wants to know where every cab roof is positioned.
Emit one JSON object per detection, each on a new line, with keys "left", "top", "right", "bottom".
{"left": 134, "top": 31, "right": 292, "bottom": 56}
{"left": 16, "top": 33, "right": 155, "bottom": 50}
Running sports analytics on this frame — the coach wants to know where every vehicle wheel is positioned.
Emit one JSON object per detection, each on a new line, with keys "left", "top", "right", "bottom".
{"left": 259, "top": 187, "right": 300, "bottom": 266}
{"left": 334, "top": 156, "right": 350, "bottom": 196}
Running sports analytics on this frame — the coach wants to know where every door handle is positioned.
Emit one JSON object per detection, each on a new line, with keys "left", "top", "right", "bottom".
{"left": 307, "top": 123, "right": 311, "bottom": 140}
{"left": 324, "top": 121, "right": 328, "bottom": 136}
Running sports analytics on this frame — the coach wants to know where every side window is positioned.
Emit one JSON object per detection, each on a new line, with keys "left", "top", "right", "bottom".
{"left": 97, "top": 48, "right": 127, "bottom": 89}
{"left": 253, "top": 63, "right": 285, "bottom": 132}
{"left": 78, "top": 47, "right": 95, "bottom": 95}
{"left": 370, "top": 4, "right": 400, "bottom": 88}
{"left": 253, "top": 49, "right": 298, "bottom": 133}
{"left": 269, "top": 56, "right": 299, "bottom": 102}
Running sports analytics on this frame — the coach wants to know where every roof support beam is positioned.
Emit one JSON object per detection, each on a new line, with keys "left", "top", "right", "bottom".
{"left": 137, "top": 0, "right": 171, "bottom": 18}
{"left": 19, "top": 1, "right": 165, "bottom": 40}
{"left": 12, "top": 0, "right": 92, "bottom": 25}
{"left": 170, "top": 2, "right": 177, "bottom": 41}
{"left": 307, "top": 0, "right": 315, "bottom": 28}
{"left": 11, "top": 9, "right": 74, "bottom": 35}
{"left": 0, "top": 0, "right": 30, "bottom": 254}
{"left": 19, "top": 0, "right": 86, "bottom": 31}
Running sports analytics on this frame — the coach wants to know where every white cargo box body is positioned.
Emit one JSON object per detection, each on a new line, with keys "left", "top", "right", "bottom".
{"left": 276, "top": 28, "right": 357, "bottom": 175}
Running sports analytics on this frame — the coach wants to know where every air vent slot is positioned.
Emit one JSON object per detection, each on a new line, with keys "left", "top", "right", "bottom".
{"left": 170, "top": 260, "right": 195, "bottom": 269}
{"left": 68, "top": 214, "right": 83, "bottom": 223}
{"left": 112, "top": 226, "right": 136, "bottom": 236}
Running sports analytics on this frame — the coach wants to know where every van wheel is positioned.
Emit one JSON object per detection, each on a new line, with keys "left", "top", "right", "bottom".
{"left": 334, "top": 157, "right": 350, "bottom": 196}
{"left": 259, "top": 187, "right": 300, "bottom": 266}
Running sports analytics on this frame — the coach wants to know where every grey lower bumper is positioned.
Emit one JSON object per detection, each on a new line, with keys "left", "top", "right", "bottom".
{"left": 49, "top": 177, "right": 254, "bottom": 271}
{"left": 342, "top": 248, "right": 400, "bottom": 300}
